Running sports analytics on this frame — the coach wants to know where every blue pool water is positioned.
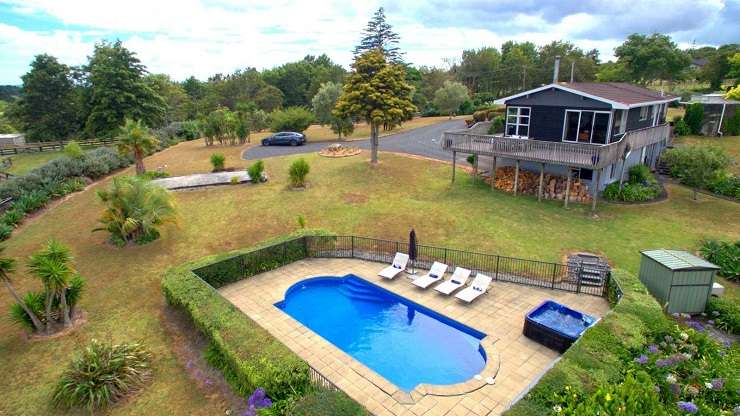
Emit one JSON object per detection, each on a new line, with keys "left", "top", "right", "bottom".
{"left": 275, "top": 275, "right": 487, "bottom": 392}
{"left": 527, "top": 300, "right": 596, "bottom": 339}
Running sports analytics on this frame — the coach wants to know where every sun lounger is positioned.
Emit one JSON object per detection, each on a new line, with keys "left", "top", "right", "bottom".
{"left": 455, "top": 273, "right": 492, "bottom": 303}
{"left": 378, "top": 252, "right": 410, "bottom": 279}
{"left": 434, "top": 267, "right": 471, "bottom": 295}
{"left": 411, "top": 261, "right": 448, "bottom": 289}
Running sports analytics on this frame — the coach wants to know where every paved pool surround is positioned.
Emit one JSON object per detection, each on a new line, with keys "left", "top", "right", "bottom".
{"left": 219, "top": 258, "right": 609, "bottom": 416}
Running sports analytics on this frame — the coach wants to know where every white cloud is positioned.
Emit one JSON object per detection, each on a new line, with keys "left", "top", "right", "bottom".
{"left": 0, "top": 0, "right": 735, "bottom": 84}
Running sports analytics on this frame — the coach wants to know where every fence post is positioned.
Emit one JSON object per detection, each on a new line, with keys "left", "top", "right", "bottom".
{"left": 575, "top": 264, "right": 582, "bottom": 294}
{"left": 443, "top": 248, "right": 448, "bottom": 265}
{"left": 551, "top": 263, "right": 557, "bottom": 289}
{"left": 351, "top": 236, "right": 355, "bottom": 258}
{"left": 494, "top": 256, "right": 500, "bottom": 280}
{"left": 282, "top": 241, "right": 287, "bottom": 265}
{"left": 303, "top": 236, "right": 309, "bottom": 258}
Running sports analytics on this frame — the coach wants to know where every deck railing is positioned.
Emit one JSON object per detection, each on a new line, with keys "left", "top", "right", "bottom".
{"left": 442, "top": 124, "right": 670, "bottom": 170}
{"left": 194, "top": 235, "right": 609, "bottom": 297}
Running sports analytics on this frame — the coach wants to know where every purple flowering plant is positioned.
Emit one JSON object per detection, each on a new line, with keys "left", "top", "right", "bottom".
{"left": 242, "top": 388, "right": 272, "bottom": 416}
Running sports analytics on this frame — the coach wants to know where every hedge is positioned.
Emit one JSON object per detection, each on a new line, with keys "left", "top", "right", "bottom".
{"left": 161, "top": 230, "right": 363, "bottom": 414}
{"left": 504, "top": 269, "right": 672, "bottom": 415}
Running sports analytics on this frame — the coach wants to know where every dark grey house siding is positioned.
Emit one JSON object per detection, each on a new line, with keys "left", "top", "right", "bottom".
{"left": 626, "top": 106, "right": 653, "bottom": 131}
{"left": 506, "top": 88, "right": 611, "bottom": 109}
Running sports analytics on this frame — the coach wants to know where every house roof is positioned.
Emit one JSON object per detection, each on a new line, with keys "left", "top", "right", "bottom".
{"left": 641, "top": 249, "right": 719, "bottom": 271}
{"left": 493, "top": 82, "right": 680, "bottom": 109}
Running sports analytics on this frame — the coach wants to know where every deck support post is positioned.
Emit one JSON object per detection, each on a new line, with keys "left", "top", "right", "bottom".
{"left": 592, "top": 169, "right": 601, "bottom": 213}
{"left": 619, "top": 156, "right": 627, "bottom": 189}
{"left": 538, "top": 163, "right": 544, "bottom": 202}
{"left": 451, "top": 151, "right": 456, "bottom": 183}
{"left": 564, "top": 168, "right": 572, "bottom": 208}
{"left": 490, "top": 156, "right": 497, "bottom": 190}
{"left": 513, "top": 160, "right": 520, "bottom": 195}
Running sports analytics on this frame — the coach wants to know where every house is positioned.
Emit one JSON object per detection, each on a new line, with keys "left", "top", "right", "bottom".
{"left": 442, "top": 82, "right": 679, "bottom": 210}
{"left": 690, "top": 58, "right": 709, "bottom": 71}
{"left": 683, "top": 94, "right": 739, "bottom": 136}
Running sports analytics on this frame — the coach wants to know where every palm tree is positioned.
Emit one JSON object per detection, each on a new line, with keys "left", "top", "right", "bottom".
{"left": 117, "top": 119, "right": 158, "bottom": 175}
{"left": 96, "top": 176, "right": 177, "bottom": 246}
{"left": 28, "top": 240, "right": 74, "bottom": 331}
{"left": 0, "top": 247, "right": 44, "bottom": 332}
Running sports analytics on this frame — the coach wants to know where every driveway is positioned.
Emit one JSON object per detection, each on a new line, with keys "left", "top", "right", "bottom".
{"left": 242, "top": 119, "right": 467, "bottom": 162}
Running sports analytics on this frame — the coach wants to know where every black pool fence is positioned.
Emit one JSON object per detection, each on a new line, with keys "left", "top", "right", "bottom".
{"left": 193, "top": 235, "right": 610, "bottom": 297}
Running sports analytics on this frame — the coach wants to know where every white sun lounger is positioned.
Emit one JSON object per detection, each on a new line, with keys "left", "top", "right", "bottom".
{"left": 434, "top": 267, "right": 472, "bottom": 295}
{"left": 378, "top": 252, "right": 410, "bottom": 279}
{"left": 411, "top": 261, "right": 448, "bottom": 289}
{"left": 455, "top": 273, "right": 492, "bottom": 303}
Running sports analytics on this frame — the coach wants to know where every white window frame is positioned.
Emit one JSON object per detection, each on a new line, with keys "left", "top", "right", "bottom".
{"left": 504, "top": 106, "right": 530, "bottom": 138}
{"left": 561, "top": 109, "right": 612, "bottom": 145}
{"left": 639, "top": 106, "right": 649, "bottom": 121}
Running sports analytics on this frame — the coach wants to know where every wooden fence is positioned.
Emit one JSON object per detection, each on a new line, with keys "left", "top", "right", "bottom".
{"left": 0, "top": 138, "right": 117, "bottom": 156}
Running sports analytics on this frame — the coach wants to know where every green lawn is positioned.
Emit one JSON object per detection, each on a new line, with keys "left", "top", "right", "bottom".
{"left": 0, "top": 140, "right": 738, "bottom": 415}
{"left": 2, "top": 151, "right": 66, "bottom": 175}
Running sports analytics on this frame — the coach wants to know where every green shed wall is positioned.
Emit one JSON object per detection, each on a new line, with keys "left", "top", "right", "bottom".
{"left": 639, "top": 256, "right": 671, "bottom": 306}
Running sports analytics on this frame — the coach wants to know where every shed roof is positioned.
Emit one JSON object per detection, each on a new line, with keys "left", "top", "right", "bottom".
{"left": 641, "top": 249, "right": 719, "bottom": 271}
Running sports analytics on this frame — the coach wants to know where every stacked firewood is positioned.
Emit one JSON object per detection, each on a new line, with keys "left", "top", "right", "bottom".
{"left": 483, "top": 166, "right": 593, "bottom": 202}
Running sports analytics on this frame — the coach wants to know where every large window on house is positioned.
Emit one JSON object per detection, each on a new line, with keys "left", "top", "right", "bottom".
{"left": 505, "top": 106, "right": 530, "bottom": 138}
{"left": 639, "top": 106, "right": 649, "bottom": 121}
{"left": 563, "top": 110, "right": 611, "bottom": 144}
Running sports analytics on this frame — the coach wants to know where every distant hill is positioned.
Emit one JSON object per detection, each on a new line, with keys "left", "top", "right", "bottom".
{"left": 0, "top": 85, "right": 21, "bottom": 101}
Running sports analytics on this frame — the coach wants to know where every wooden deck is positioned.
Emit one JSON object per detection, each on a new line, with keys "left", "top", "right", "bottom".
{"left": 442, "top": 124, "right": 670, "bottom": 170}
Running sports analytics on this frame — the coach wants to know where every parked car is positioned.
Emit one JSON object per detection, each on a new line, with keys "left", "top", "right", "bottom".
{"left": 261, "top": 132, "right": 306, "bottom": 146}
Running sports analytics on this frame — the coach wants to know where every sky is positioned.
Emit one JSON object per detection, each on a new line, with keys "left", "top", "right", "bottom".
{"left": 0, "top": 0, "right": 738, "bottom": 85}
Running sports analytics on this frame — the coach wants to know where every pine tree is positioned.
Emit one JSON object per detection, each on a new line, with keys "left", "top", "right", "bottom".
{"left": 353, "top": 7, "right": 404, "bottom": 63}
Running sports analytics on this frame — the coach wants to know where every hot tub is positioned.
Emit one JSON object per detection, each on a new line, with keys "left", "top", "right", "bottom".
{"left": 523, "top": 300, "right": 596, "bottom": 353}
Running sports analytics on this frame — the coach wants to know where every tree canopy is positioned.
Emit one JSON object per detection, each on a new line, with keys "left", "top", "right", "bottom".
{"left": 353, "top": 7, "right": 404, "bottom": 63}
{"left": 335, "top": 49, "right": 415, "bottom": 163}
{"left": 613, "top": 34, "right": 690, "bottom": 84}
{"left": 84, "top": 41, "right": 166, "bottom": 137}
{"left": 10, "top": 54, "right": 80, "bottom": 141}
{"left": 433, "top": 81, "right": 469, "bottom": 117}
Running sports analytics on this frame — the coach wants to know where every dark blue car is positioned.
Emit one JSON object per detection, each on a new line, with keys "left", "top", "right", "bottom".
{"left": 261, "top": 132, "right": 306, "bottom": 146}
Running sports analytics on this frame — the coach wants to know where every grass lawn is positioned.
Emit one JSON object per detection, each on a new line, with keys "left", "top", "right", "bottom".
{"left": 2, "top": 151, "right": 66, "bottom": 175}
{"left": 251, "top": 115, "right": 462, "bottom": 143}
{"left": 0, "top": 140, "right": 738, "bottom": 415}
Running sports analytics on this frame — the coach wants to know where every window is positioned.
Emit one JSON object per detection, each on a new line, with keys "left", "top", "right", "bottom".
{"left": 639, "top": 106, "right": 649, "bottom": 121}
{"left": 505, "top": 106, "right": 530, "bottom": 138}
{"left": 562, "top": 110, "right": 611, "bottom": 144}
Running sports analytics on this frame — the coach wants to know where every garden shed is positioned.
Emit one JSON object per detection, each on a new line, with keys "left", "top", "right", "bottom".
{"left": 639, "top": 249, "right": 719, "bottom": 314}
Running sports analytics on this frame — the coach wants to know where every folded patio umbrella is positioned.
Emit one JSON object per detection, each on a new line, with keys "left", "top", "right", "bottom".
{"left": 408, "top": 228, "right": 417, "bottom": 274}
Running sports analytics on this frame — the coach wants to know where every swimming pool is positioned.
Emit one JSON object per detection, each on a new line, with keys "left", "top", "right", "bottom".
{"left": 275, "top": 275, "right": 487, "bottom": 392}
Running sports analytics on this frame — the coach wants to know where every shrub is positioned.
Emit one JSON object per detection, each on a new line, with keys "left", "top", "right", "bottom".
{"left": 2, "top": 209, "right": 23, "bottom": 226}
{"left": 95, "top": 176, "right": 177, "bottom": 246}
{"left": 699, "top": 239, "right": 739, "bottom": 279}
{"left": 296, "top": 215, "right": 306, "bottom": 229}
{"left": 289, "top": 389, "right": 369, "bottom": 416}
{"left": 628, "top": 164, "right": 653, "bottom": 185}
{"left": 706, "top": 297, "right": 739, "bottom": 334}
{"left": 10, "top": 274, "right": 85, "bottom": 331}
{"left": 0, "top": 223, "right": 12, "bottom": 240}
{"left": 684, "top": 103, "right": 704, "bottom": 135}
{"left": 458, "top": 100, "right": 474, "bottom": 115}
{"left": 488, "top": 115, "right": 505, "bottom": 134}
{"left": 210, "top": 153, "right": 225, "bottom": 172}
{"left": 63, "top": 141, "right": 84, "bottom": 159}
{"left": 551, "top": 372, "right": 668, "bottom": 415}
{"left": 52, "top": 339, "right": 151, "bottom": 412}
{"left": 139, "top": 170, "right": 169, "bottom": 180}
{"left": 472, "top": 110, "right": 487, "bottom": 122}
{"left": 230, "top": 176, "right": 239, "bottom": 185}
{"left": 673, "top": 118, "right": 690, "bottom": 136}
{"left": 247, "top": 160, "right": 265, "bottom": 183}
{"left": 178, "top": 120, "right": 201, "bottom": 140}
{"left": 289, "top": 158, "right": 310, "bottom": 188}
{"left": 708, "top": 174, "right": 740, "bottom": 199}
{"left": 466, "top": 154, "right": 477, "bottom": 167}
{"left": 270, "top": 107, "right": 315, "bottom": 133}
{"left": 661, "top": 145, "right": 732, "bottom": 197}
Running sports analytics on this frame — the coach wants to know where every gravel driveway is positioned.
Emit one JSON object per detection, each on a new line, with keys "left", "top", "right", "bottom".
{"left": 242, "top": 119, "right": 466, "bottom": 162}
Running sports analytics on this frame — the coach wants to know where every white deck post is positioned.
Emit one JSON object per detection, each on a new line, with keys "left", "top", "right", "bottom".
{"left": 513, "top": 160, "right": 520, "bottom": 196}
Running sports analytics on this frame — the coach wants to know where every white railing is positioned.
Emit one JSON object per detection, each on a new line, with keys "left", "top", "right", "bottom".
{"left": 441, "top": 124, "right": 670, "bottom": 170}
